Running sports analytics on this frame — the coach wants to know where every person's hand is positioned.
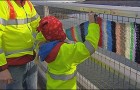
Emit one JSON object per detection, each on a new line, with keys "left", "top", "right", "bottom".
{"left": 0, "top": 69, "right": 13, "bottom": 84}
{"left": 88, "top": 13, "right": 96, "bottom": 23}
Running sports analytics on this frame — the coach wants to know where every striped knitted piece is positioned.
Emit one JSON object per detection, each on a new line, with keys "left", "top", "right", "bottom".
{"left": 115, "top": 23, "right": 121, "bottom": 55}
{"left": 107, "top": 20, "right": 112, "bottom": 51}
{"left": 102, "top": 19, "right": 107, "bottom": 49}
{"left": 125, "top": 23, "right": 131, "bottom": 60}
{"left": 135, "top": 23, "right": 140, "bottom": 64}
{"left": 65, "top": 21, "right": 89, "bottom": 42}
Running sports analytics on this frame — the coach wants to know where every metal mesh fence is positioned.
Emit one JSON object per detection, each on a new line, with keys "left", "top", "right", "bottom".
{"left": 34, "top": 2, "right": 140, "bottom": 89}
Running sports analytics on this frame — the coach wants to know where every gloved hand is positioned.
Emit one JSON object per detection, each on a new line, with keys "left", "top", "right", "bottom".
{"left": 88, "top": 13, "right": 96, "bottom": 23}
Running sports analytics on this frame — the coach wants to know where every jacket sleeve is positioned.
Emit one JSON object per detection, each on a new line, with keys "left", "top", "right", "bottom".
{"left": 0, "top": 24, "right": 8, "bottom": 72}
{"left": 0, "top": 2, "right": 8, "bottom": 71}
{"left": 29, "top": 2, "right": 46, "bottom": 50}
{"left": 48, "top": 23, "right": 99, "bottom": 70}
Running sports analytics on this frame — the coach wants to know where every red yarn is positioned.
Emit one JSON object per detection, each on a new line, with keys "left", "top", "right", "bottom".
{"left": 97, "top": 17, "right": 103, "bottom": 47}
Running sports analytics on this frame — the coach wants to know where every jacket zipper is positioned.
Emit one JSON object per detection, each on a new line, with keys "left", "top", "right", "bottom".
{"left": 22, "top": 6, "right": 32, "bottom": 32}
{"left": 22, "top": 6, "right": 35, "bottom": 50}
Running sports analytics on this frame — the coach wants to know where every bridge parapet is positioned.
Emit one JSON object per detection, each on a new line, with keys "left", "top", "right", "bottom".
{"left": 33, "top": 2, "right": 140, "bottom": 89}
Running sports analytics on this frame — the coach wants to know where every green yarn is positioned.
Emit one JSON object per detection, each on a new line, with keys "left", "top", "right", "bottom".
{"left": 130, "top": 22, "right": 134, "bottom": 61}
{"left": 75, "top": 26, "right": 82, "bottom": 42}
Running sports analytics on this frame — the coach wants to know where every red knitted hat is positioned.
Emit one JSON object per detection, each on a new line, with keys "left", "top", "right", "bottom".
{"left": 37, "top": 16, "right": 66, "bottom": 41}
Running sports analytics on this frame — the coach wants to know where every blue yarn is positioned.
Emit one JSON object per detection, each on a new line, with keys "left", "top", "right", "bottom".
{"left": 84, "top": 21, "right": 89, "bottom": 36}
{"left": 38, "top": 40, "right": 60, "bottom": 61}
{"left": 106, "top": 20, "right": 112, "bottom": 51}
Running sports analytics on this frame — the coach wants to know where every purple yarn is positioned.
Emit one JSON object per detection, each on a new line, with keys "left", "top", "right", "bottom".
{"left": 133, "top": 23, "right": 136, "bottom": 61}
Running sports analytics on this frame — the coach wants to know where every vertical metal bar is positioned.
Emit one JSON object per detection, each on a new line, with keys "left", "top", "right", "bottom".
{"left": 128, "top": 17, "right": 131, "bottom": 89}
{"left": 44, "top": 5, "right": 49, "bottom": 16}
{"left": 111, "top": 15, "right": 115, "bottom": 89}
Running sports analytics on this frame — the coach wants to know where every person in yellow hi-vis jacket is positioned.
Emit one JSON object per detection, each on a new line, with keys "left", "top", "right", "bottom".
{"left": 37, "top": 13, "right": 99, "bottom": 89}
{"left": 0, "top": 0, "right": 45, "bottom": 89}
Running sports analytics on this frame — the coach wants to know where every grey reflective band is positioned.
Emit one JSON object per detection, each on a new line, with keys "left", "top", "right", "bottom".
{"left": 0, "top": 49, "right": 3, "bottom": 54}
{"left": 31, "top": 14, "right": 39, "bottom": 22}
{"left": 5, "top": 47, "right": 33, "bottom": 56}
{"left": 0, "top": 14, "right": 39, "bottom": 26}
{"left": 7, "top": 19, "right": 28, "bottom": 25}
{"left": 84, "top": 40, "right": 95, "bottom": 55}
{"left": 0, "top": 18, "right": 6, "bottom": 25}
{"left": 48, "top": 71, "right": 77, "bottom": 80}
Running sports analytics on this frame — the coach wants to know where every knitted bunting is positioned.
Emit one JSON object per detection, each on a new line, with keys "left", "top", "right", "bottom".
{"left": 65, "top": 16, "right": 140, "bottom": 64}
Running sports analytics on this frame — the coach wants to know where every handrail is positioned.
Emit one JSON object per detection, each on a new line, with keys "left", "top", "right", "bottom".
{"left": 32, "top": 1, "right": 140, "bottom": 18}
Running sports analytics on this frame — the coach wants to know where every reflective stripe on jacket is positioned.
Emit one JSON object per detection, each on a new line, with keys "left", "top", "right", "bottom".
{"left": 47, "top": 23, "right": 100, "bottom": 89}
{"left": 0, "top": 1, "right": 44, "bottom": 67}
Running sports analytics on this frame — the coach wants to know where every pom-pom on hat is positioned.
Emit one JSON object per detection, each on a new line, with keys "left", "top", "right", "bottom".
{"left": 37, "top": 16, "right": 66, "bottom": 41}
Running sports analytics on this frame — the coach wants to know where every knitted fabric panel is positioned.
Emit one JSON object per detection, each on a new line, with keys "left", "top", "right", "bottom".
{"left": 120, "top": 23, "right": 126, "bottom": 56}
{"left": 80, "top": 22, "right": 86, "bottom": 42}
{"left": 115, "top": 23, "right": 121, "bottom": 55}
{"left": 84, "top": 21, "right": 89, "bottom": 37}
{"left": 133, "top": 23, "right": 137, "bottom": 62}
{"left": 71, "top": 27, "right": 77, "bottom": 42}
{"left": 65, "top": 21, "right": 89, "bottom": 42}
{"left": 107, "top": 20, "right": 112, "bottom": 51}
{"left": 135, "top": 23, "right": 140, "bottom": 64}
{"left": 65, "top": 28, "right": 73, "bottom": 41}
{"left": 97, "top": 17, "right": 103, "bottom": 48}
{"left": 102, "top": 19, "right": 107, "bottom": 49}
{"left": 75, "top": 25, "right": 82, "bottom": 42}
{"left": 125, "top": 23, "right": 131, "bottom": 59}
{"left": 111, "top": 21, "right": 116, "bottom": 53}
{"left": 130, "top": 23, "right": 135, "bottom": 61}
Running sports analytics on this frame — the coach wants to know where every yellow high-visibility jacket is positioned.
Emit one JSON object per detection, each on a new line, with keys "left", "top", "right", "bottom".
{"left": 0, "top": 1, "right": 44, "bottom": 70}
{"left": 47, "top": 23, "right": 100, "bottom": 89}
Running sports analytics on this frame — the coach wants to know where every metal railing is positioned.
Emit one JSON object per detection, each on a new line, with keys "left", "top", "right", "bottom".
{"left": 33, "top": 1, "right": 140, "bottom": 89}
